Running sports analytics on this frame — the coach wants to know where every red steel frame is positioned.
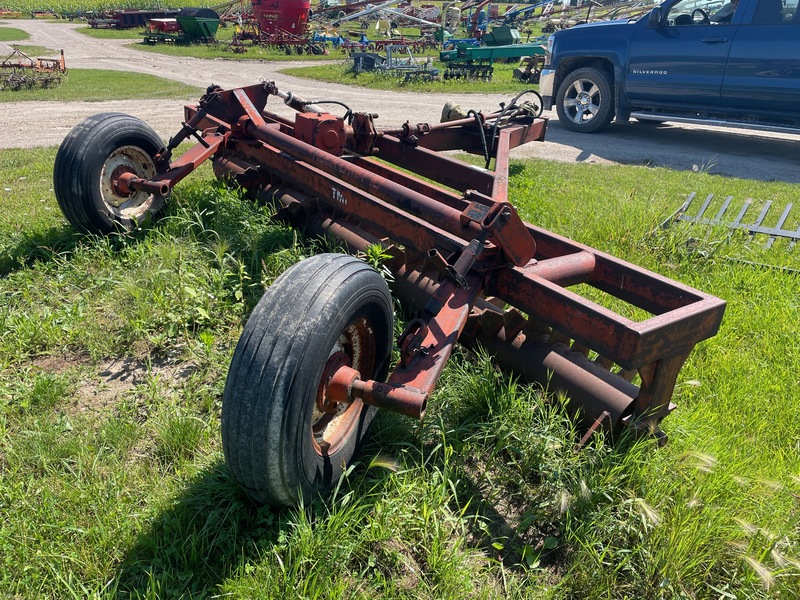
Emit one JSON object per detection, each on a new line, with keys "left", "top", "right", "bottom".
{"left": 118, "top": 81, "right": 726, "bottom": 438}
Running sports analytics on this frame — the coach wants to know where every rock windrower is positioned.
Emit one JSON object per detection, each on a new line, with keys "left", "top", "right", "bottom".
{"left": 53, "top": 82, "right": 726, "bottom": 505}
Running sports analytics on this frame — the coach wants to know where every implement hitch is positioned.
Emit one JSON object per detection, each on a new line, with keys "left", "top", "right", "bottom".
{"left": 53, "top": 81, "right": 725, "bottom": 505}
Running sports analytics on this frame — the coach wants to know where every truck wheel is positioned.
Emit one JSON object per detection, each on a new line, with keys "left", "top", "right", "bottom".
{"left": 555, "top": 67, "right": 615, "bottom": 133}
{"left": 222, "top": 253, "right": 394, "bottom": 506}
{"left": 53, "top": 113, "right": 166, "bottom": 235}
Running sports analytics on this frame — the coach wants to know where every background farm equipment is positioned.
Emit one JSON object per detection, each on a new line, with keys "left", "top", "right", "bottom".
{"left": 337, "top": 32, "right": 372, "bottom": 53}
{"left": 441, "top": 36, "right": 481, "bottom": 50}
{"left": 141, "top": 8, "right": 221, "bottom": 45}
{"left": 440, "top": 38, "right": 546, "bottom": 80}
{"left": 1, "top": 48, "right": 66, "bottom": 91}
{"left": 370, "top": 34, "right": 438, "bottom": 53}
{"left": 52, "top": 81, "right": 725, "bottom": 506}
{"left": 231, "top": 26, "right": 326, "bottom": 53}
{"left": 266, "top": 29, "right": 326, "bottom": 53}
{"left": 253, "top": 0, "right": 310, "bottom": 35}
{"left": 512, "top": 54, "right": 546, "bottom": 84}
{"left": 311, "top": 30, "right": 348, "bottom": 49}
{"left": 350, "top": 44, "right": 439, "bottom": 80}
{"left": 88, "top": 9, "right": 179, "bottom": 29}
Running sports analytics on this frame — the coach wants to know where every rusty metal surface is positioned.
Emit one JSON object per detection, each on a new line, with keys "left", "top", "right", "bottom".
{"left": 123, "top": 81, "right": 725, "bottom": 438}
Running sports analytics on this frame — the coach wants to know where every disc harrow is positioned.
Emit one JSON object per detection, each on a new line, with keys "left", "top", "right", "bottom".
{"left": 52, "top": 81, "right": 726, "bottom": 505}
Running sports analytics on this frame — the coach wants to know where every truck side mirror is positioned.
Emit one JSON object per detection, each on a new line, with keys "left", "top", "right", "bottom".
{"left": 648, "top": 6, "right": 663, "bottom": 25}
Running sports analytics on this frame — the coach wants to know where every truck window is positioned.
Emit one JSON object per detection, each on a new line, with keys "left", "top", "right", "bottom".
{"left": 750, "top": 0, "right": 798, "bottom": 23}
{"left": 667, "top": 0, "right": 732, "bottom": 25}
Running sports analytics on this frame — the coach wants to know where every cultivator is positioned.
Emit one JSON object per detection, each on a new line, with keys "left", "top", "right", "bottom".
{"left": 0, "top": 48, "right": 66, "bottom": 91}
{"left": 369, "top": 35, "right": 438, "bottom": 53}
{"left": 53, "top": 81, "right": 726, "bottom": 505}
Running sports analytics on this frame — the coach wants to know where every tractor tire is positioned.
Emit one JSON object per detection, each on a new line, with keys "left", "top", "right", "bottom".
{"left": 555, "top": 67, "right": 615, "bottom": 133}
{"left": 53, "top": 113, "right": 166, "bottom": 235}
{"left": 222, "top": 253, "right": 394, "bottom": 506}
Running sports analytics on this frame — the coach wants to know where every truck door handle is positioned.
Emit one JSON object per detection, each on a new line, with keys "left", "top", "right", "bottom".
{"left": 702, "top": 37, "right": 729, "bottom": 44}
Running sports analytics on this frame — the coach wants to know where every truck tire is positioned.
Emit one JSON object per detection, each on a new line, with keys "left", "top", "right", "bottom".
{"left": 555, "top": 67, "right": 615, "bottom": 133}
{"left": 222, "top": 253, "right": 394, "bottom": 506}
{"left": 53, "top": 113, "right": 166, "bottom": 235}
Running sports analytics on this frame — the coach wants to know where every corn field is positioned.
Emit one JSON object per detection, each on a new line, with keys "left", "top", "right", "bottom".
{"left": 2, "top": 0, "right": 221, "bottom": 16}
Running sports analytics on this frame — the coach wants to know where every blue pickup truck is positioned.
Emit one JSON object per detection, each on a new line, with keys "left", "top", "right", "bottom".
{"left": 539, "top": 0, "right": 800, "bottom": 133}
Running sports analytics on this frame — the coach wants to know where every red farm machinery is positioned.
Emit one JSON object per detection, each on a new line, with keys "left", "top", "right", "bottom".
{"left": 52, "top": 82, "right": 726, "bottom": 506}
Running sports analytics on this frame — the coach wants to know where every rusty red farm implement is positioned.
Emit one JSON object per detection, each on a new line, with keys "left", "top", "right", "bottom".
{"left": 53, "top": 82, "right": 725, "bottom": 505}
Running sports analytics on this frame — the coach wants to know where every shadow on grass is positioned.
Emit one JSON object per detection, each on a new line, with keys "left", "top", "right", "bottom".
{"left": 0, "top": 224, "right": 80, "bottom": 277}
{"left": 113, "top": 461, "right": 287, "bottom": 597}
{"left": 508, "top": 162, "right": 525, "bottom": 178}
{"left": 456, "top": 467, "right": 564, "bottom": 574}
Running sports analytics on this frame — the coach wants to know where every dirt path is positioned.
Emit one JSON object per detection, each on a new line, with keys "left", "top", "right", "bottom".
{"left": 0, "top": 20, "right": 518, "bottom": 146}
{"left": 3, "top": 19, "right": 800, "bottom": 183}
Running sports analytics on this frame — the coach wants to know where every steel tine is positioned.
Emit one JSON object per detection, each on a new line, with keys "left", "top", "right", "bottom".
{"left": 790, "top": 224, "right": 800, "bottom": 250}
{"left": 765, "top": 203, "right": 793, "bottom": 249}
{"left": 662, "top": 192, "right": 696, "bottom": 228}
{"left": 694, "top": 193, "right": 715, "bottom": 221}
{"left": 748, "top": 201, "right": 772, "bottom": 242}
{"left": 713, "top": 195, "right": 733, "bottom": 223}
{"left": 731, "top": 198, "right": 752, "bottom": 228}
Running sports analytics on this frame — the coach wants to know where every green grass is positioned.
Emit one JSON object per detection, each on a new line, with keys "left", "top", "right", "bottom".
{"left": 131, "top": 36, "right": 343, "bottom": 62}
{"left": 0, "top": 25, "right": 28, "bottom": 41}
{"left": 76, "top": 25, "right": 144, "bottom": 39}
{"left": 0, "top": 68, "right": 204, "bottom": 102}
{"left": 0, "top": 44, "right": 53, "bottom": 57}
{"left": 1, "top": 139, "right": 800, "bottom": 598}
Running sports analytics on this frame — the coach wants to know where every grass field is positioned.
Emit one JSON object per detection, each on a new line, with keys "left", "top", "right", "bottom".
{"left": 76, "top": 25, "right": 146, "bottom": 40}
{"left": 1, "top": 139, "right": 799, "bottom": 598}
{"left": 0, "top": 43, "right": 52, "bottom": 57}
{"left": 0, "top": 25, "right": 28, "bottom": 41}
{"left": 0, "top": 68, "right": 203, "bottom": 102}
{"left": 131, "top": 35, "right": 349, "bottom": 62}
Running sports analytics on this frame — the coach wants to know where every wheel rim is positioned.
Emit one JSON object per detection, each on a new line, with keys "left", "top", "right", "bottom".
{"left": 100, "top": 145, "right": 158, "bottom": 220}
{"left": 312, "top": 316, "right": 377, "bottom": 455}
{"left": 563, "top": 78, "right": 603, "bottom": 125}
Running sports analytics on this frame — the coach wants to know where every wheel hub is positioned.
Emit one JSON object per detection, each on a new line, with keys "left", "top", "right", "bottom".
{"left": 100, "top": 145, "right": 157, "bottom": 211}
{"left": 316, "top": 351, "right": 358, "bottom": 413}
{"left": 110, "top": 165, "right": 137, "bottom": 199}
{"left": 311, "top": 318, "right": 377, "bottom": 455}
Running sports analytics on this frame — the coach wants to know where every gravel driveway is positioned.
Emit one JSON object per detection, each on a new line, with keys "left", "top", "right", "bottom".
{"left": 3, "top": 19, "right": 799, "bottom": 183}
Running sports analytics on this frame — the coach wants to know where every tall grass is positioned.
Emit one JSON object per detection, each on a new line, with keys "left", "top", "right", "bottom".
{"left": 0, "top": 145, "right": 799, "bottom": 598}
